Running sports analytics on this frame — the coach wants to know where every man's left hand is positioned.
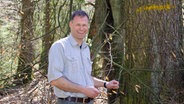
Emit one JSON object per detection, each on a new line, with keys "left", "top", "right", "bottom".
{"left": 106, "top": 80, "right": 119, "bottom": 89}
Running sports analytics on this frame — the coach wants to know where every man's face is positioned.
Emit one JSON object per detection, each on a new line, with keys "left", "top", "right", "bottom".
{"left": 69, "top": 16, "right": 89, "bottom": 41}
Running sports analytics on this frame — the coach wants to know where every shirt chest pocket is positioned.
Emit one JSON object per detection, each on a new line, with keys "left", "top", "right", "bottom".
{"left": 64, "top": 56, "right": 79, "bottom": 72}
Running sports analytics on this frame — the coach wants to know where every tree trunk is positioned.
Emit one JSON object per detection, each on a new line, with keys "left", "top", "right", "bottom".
{"left": 109, "top": 0, "right": 125, "bottom": 104}
{"left": 129, "top": 0, "right": 184, "bottom": 103}
{"left": 158, "top": 1, "right": 183, "bottom": 103}
{"left": 89, "top": 0, "right": 120, "bottom": 103}
{"left": 15, "top": 0, "right": 34, "bottom": 85}
{"left": 39, "top": 0, "right": 53, "bottom": 74}
{"left": 91, "top": 0, "right": 184, "bottom": 103}
{"left": 89, "top": 0, "right": 107, "bottom": 78}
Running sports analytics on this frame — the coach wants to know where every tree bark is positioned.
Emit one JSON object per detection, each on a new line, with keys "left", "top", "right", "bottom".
{"left": 15, "top": 0, "right": 34, "bottom": 85}
{"left": 109, "top": 0, "right": 125, "bottom": 104}
{"left": 39, "top": 0, "right": 53, "bottom": 74}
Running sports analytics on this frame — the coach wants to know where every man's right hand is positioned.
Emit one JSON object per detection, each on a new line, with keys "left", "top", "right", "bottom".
{"left": 81, "top": 86, "right": 100, "bottom": 98}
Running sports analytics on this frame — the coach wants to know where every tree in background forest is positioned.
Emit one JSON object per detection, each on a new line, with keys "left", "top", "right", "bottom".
{"left": 15, "top": 0, "right": 34, "bottom": 85}
{"left": 39, "top": 0, "right": 53, "bottom": 74}
{"left": 89, "top": 0, "right": 126, "bottom": 103}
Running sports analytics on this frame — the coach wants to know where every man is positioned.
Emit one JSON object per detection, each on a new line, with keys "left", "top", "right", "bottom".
{"left": 48, "top": 10, "right": 119, "bottom": 104}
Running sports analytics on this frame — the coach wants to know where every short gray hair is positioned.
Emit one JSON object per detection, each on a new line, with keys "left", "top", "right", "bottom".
{"left": 71, "top": 10, "right": 89, "bottom": 21}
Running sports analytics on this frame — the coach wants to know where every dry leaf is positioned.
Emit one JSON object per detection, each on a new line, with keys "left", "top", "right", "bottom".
{"left": 101, "top": 92, "right": 108, "bottom": 97}
{"left": 105, "top": 76, "right": 109, "bottom": 81}
{"left": 120, "top": 91, "right": 125, "bottom": 95}
{"left": 135, "top": 85, "right": 141, "bottom": 93}
{"left": 171, "top": 51, "right": 176, "bottom": 59}
{"left": 112, "top": 90, "right": 117, "bottom": 94}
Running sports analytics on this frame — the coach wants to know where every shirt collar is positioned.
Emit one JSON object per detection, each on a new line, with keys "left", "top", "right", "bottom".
{"left": 68, "top": 34, "right": 88, "bottom": 49}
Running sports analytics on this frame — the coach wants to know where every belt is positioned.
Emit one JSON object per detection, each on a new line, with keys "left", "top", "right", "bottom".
{"left": 59, "top": 97, "right": 93, "bottom": 103}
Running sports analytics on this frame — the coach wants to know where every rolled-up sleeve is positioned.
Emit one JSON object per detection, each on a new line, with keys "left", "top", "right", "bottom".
{"left": 48, "top": 42, "right": 64, "bottom": 83}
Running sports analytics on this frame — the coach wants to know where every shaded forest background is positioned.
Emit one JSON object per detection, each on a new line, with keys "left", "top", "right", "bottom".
{"left": 0, "top": 0, "right": 184, "bottom": 104}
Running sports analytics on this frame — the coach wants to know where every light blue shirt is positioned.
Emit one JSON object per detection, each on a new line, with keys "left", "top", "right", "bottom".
{"left": 48, "top": 34, "right": 94, "bottom": 98}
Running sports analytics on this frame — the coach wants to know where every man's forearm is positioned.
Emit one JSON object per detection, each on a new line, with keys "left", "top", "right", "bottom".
{"left": 50, "top": 76, "right": 101, "bottom": 98}
{"left": 50, "top": 76, "right": 84, "bottom": 93}
{"left": 93, "top": 77, "right": 107, "bottom": 88}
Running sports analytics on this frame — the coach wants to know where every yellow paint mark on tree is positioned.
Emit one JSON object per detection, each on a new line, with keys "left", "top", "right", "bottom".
{"left": 136, "top": 4, "right": 175, "bottom": 13}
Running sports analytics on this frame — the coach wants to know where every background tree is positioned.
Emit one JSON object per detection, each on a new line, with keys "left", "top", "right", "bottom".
{"left": 89, "top": 0, "right": 125, "bottom": 103}
{"left": 15, "top": 0, "right": 35, "bottom": 85}
{"left": 39, "top": 0, "right": 53, "bottom": 74}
